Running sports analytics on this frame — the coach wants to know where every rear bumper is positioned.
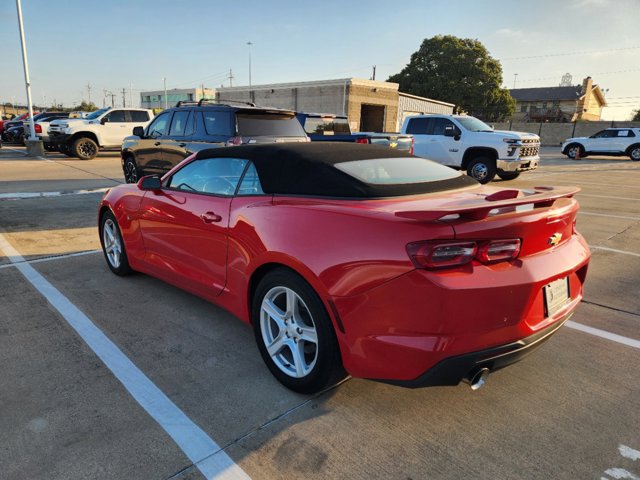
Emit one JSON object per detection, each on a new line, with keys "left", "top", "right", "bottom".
{"left": 497, "top": 156, "right": 539, "bottom": 172}
{"left": 379, "top": 314, "right": 570, "bottom": 388}
{"left": 331, "top": 233, "right": 590, "bottom": 385}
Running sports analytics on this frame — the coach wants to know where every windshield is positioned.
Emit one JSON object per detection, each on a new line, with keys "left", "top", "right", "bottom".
{"left": 456, "top": 116, "right": 493, "bottom": 132}
{"left": 85, "top": 108, "right": 110, "bottom": 120}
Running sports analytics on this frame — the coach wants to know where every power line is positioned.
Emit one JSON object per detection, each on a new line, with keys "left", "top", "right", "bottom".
{"left": 502, "top": 46, "right": 640, "bottom": 61}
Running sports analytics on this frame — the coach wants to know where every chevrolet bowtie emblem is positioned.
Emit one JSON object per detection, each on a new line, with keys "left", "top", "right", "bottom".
{"left": 548, "top": 233, "right": 563, "bottom": 246}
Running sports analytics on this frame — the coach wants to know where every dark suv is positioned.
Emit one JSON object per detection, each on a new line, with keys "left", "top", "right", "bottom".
{"left": 121, "top": 100, "right": 309, "bottom": 183}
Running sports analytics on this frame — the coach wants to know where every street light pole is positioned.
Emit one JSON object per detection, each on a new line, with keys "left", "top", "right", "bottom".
{"left": 247, "top": 41, "right": 253, "bottom": 94}
{"left": 163, "top": 77, "right": 168, "bottom": 109}
{"left": 15, "top": 0, "right": 42, "bottom": 155}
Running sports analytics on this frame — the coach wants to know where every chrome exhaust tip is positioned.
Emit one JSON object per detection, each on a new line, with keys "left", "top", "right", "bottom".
{"left": 464, "top": 367, "right": 490, "bottom": 391}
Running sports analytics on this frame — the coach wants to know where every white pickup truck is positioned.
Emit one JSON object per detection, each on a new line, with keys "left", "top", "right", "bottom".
{"left": 401, "top": 114, "right": 540, "bottom": 183}
{"left": 48, "top": 107, "right": 154, "bottom": 159}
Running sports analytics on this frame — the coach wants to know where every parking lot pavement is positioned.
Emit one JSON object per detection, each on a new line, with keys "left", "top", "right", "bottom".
{"left": 1, "top": 148, "right": 639, "bottom": 479}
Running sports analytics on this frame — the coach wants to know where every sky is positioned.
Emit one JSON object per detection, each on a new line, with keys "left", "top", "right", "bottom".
{"left": 0, "top": 0, "right": 638, "bottom": 120}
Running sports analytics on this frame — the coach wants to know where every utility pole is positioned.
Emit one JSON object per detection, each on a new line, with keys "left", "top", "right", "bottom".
{"left": 247, "top": 42, "right": 253, "bottom": 90}
{"left": 102, "top": 89, "right": 107, "bottom": 108}
{"left": 15, "top": 0, "right": 43, "bottom": 155}
{"left": 228, "top": 69, "right": 234, "bottom": 87}
{"left": 129, "top": 81, "right": 133, "bottom": 107}
{"left": 371, "top": 65, "right": 376, "bottom": 81}
{"left": 87, "top": 82, "right": 92, "bottom": 105}
{"left": 513, "top": 73, "right": 518, "bottom": 89}
{"left": 121, "top": 87, "right": 126, "bottom": 107}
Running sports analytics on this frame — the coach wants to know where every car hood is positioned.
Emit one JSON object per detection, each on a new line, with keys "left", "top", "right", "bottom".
{"left": 490, "top": 130, "right": 540, "bottom": 141}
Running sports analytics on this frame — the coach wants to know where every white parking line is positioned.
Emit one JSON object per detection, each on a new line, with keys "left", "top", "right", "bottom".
{"left": 581, "top": 212, "right": 640, "bottom": 221}
{"left": 0, "top": 250, "right": 101, "bottom": 270}
{"left": 578, "top": 193, "right": 639, "bottom": 201}
{"left": 589, "top": 246, "right": 640, "bottom": 257}
{"left": 0, "top": 233, "right": 250, "bottom": 480}
{"left": 0, "top": 187, "right": 110, "bottom": 200}
{"left": 566, "top": 321, "right": 640, "bottom": 350}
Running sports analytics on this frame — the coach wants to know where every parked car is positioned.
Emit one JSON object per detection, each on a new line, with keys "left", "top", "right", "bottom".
{"left": 99, "top": 142, "right": 590, "bottom": 394}
{"left": 48, "top": 107, "right": 154, "bottom": 159}
{"left": 1, "top": 111, "right": 40, "bottom": 142}
{"left": 562, "top": 128, "right": 640, "bottom": 161}
{"left": 296, "top": 112, "right": 413, "bottom": 152}
{"left": 401, "top": 114, "right": 540, "bottom": 184}
{"left": 121, "top": 100, "right": 309, "bottom": 183}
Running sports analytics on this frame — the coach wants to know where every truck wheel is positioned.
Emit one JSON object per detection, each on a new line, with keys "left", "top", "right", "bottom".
{"left": 467, "top": 157, "right": 496, "bottom": 184}
{"left": 72, "top": 137, "right": 99, "bottom": 160}
{"left": 497, "top": 172, "right": 520, "bottom": 181}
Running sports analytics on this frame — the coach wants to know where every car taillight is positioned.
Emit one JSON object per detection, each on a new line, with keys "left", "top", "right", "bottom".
{"left": 409, "top": 137, "right": 414, "bottom": 155}
{"left": 35, "top": 124, "right": 42, "bottom": 133}
{"left": 407, "top": 239, "right": 521, "bottom": 269}
{"left": 476, "top": 239, "right": 521, "bottom": 264}
{"left": 226, "top": 136, "right": 243, "bottom": 146}
{"left": 407, "top": 241, "right": 477, "bottom": 269}
{"left": 355, "top": 138, "right": 369, "bottom": 144}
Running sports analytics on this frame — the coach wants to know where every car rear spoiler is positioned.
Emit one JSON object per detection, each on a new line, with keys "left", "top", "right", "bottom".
{"left": 395, "top": 186, "right": 580, "bottom": 221}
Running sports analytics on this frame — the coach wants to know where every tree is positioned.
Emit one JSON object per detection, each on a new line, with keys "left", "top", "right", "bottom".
{"left": 632, "top": 109, "right": 640, "bottom": 121}
{"left": 388, "top": 35, "right": 515, "bottom": 121}
{"left": 71, "top": 101, "right": 99, "bottom": 112}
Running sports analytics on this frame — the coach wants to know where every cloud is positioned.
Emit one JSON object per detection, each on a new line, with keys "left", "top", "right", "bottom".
{"left": 495, "top": 28, "right": 524, "bottom": 38}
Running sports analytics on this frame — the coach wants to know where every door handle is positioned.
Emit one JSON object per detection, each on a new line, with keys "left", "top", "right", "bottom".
{"left": 200, "top": 211, "right": 222, "bottom": 223}
{"left": 154, "top": 142, "right": 161, "bottom": 146}
{"left": 178, "top": 143, "right": 187, "bottom": 148}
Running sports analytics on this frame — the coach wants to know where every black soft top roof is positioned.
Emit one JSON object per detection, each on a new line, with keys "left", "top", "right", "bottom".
{"left": 195, "top": 142, "right": 476, "bottom": 198}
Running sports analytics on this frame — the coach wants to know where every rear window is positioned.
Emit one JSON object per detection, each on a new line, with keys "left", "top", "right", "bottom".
{"left": 236, "top": 113, "right": 306, "bottom": 137}
{"left": 303, "top": 117, "right": 351, "bottom": 135}
{"left": 203, "top": 111, "right": 232, "bottom": 136}
{"left": 334, "top": 157, "right": 462, "bottom": 185}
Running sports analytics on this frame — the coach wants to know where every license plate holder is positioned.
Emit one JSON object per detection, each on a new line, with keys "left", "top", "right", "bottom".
{"left": 544, "top": 276, "right": 570, "bottom": 317}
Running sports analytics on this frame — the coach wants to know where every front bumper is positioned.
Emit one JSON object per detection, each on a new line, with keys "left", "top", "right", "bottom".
{"left": 497, "top": 156, "right": 539, "bottom": 172}
{"left": 48, "top": 132, "right": 72, "bottom": 146}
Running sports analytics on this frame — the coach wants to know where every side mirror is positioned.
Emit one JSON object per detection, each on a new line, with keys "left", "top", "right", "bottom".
{"left": 138, "top": 175, "right": 162, "bottom": 191}
{"left": 100, "top": 117, "right": 108, "bottom": 125}
{"left": 133, "top": 126, "right": 144, "bottom": 137}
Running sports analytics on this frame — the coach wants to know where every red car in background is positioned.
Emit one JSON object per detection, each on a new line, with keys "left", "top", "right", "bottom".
{"left": 99, "top": 143, "right": 590, "bottom": 394}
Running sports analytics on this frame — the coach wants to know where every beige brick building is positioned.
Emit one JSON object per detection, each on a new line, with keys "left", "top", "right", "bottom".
{"left": 216, "top": 78, "right": 453, "bottom": 132}
{"left": 509, "top": 76, "right": 607, "bottom": 122}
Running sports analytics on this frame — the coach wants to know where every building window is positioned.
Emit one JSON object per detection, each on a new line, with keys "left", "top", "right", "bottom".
{"left": 542, "top": 102, "right": 548, "bottom": 108}
{"left": 553, "top": 100, "right": 560, "bottom": 106}
{"left": 520, "top": 104, "right": 527, "bottom": 113}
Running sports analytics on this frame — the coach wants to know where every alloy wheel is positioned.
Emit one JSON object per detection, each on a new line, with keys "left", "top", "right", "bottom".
{"left": 260, "top": 286, "right": 319, "bottom": 378}
{"left": 102, "top": 218, "right": 122, "bottom": 269}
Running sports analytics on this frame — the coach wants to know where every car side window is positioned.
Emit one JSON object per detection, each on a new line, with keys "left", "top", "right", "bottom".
{"left": 432, "top": 118, "right": 455, "bottom": 136}
{"left": 104, "top": 110, "right": 126, "bottom": 123}
{"left": 147, "top": 112, "right": 171, "bottom": 138}
{"left": 405, "top": 117, "right": 434, "bottom": 135}
{"left": 169, "top": 111, "right": 191, "bottom": 137}
{"left": 237, "top": 162, "right": 265, "bottom": 195}
{"left": 203, "top": 111, "right": 232, "bottom": 136}
{"left": 167, "top": 157, "right": 248, "bottom": 196}
{"left": 628, "top": 130, "right": 637, "bottom": 137}
{"left": 129, "top": 111, "right": 150, "bottom": 122}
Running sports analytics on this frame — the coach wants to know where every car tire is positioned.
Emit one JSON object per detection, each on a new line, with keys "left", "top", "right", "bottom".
{"left": 99, "top": 210, "right": 133, "bottom": 276}
{"left": 497, "top": 172, "right": 520, "bottom": 181}
{"left": 627, "top": 144, "right": 640, "bottom": 162}
{"left": 123, "top": 156, "right": 140, "bottom": 184}
{"left": 466, "top": 157, "right": 497, "bottom": 184}
{"left": 252, "top": 268, "right": 346, "bottom": 394}
{"left": 565, "top": 143, "right": 584, "bottom": 159}
{"left": 72, "top": 136, "right": 99, "bottom": 160}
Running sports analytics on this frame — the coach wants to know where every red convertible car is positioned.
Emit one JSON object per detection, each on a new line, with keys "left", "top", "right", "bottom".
{"left": 99, "top": 143, "right": 590, "bottom": 393}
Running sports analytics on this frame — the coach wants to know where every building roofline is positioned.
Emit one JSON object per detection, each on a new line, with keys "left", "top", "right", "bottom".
{"left": 217, "top": 77, "right": 400, "bottom": 91}
{"left": 399, "top": 91, "right": 455, "bottom": 107}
